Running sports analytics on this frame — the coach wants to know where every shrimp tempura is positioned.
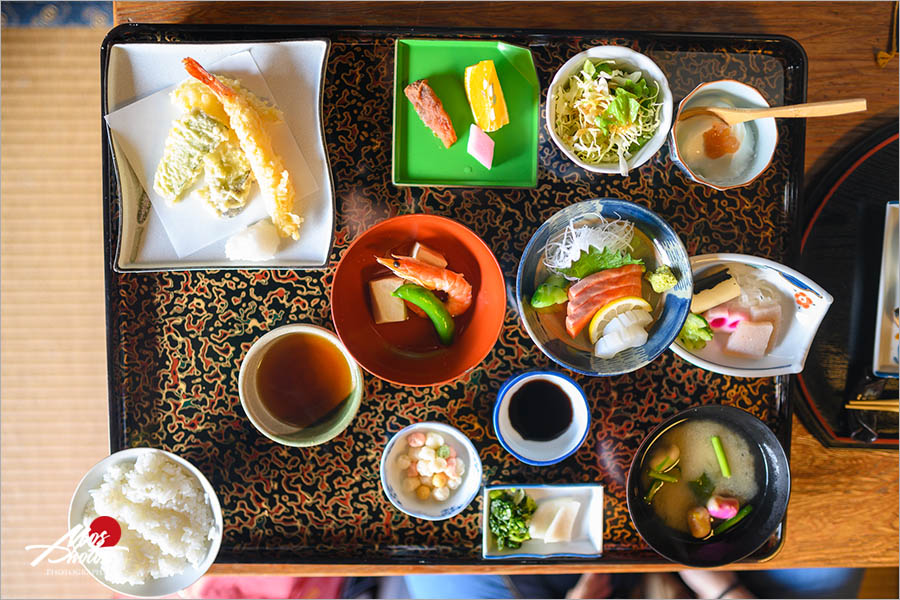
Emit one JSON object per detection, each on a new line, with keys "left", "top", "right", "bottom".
{"left": 182, "top": 57, "right": 302, "bottom": 240}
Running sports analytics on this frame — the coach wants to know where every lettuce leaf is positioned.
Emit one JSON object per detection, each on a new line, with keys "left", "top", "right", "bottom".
{"left": 560, "top": 246, "right": 644, "bottom": 279}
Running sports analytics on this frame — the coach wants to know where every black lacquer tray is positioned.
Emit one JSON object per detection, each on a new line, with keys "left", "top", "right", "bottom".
{"left": 794, "top": 120, "right": 899, "bottom": 449}
{"left": 101, "top": 24, "right": 806, "bottom": 565}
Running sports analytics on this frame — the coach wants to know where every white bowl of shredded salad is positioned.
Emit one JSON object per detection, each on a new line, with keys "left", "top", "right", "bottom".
{"left": 546, "top": 46, "right": 673, "bottom": 176}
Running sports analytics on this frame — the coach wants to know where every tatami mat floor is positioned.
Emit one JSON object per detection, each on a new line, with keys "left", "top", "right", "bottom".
{"left": 1, "top": 25, "right": 112, "bottom": 600}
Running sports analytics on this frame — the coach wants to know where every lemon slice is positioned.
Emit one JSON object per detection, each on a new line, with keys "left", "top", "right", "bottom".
{"left": 588, "top": 296, "right": 653, "bottom": 344}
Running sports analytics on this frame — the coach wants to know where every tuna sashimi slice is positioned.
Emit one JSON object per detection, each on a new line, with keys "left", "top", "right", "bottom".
{"left": 568, "top": 264, "right": 644, "bottom": 302}
{"left": 565, "top": 284, "right": 642, "bottom": 338}
{"left": 568, "top": 279, "right": 642, "bottom": 313}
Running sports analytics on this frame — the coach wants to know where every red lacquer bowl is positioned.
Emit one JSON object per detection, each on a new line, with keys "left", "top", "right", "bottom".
{"left": 331, "top": 214, "right": 506, "bottom": 386}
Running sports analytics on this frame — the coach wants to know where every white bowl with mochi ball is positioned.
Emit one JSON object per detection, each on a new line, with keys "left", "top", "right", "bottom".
{"left": 493, "top": 371, "right": 591, "bottom": 466}
{"left": 380, "top": 422, "right": 483, "bottom": 521}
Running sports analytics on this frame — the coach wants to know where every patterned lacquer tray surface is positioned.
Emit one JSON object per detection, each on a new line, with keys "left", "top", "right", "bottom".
{"left": 101, "top": 26, "right": 805, "bottom": 564}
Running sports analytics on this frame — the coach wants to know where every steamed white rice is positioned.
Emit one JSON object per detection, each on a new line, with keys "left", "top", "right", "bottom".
{"left": 82, "top": 452, "right": 215, "bottom": 585}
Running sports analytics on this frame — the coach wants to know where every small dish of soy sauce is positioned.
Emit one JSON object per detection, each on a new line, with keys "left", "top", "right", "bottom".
{"left": 493, "top": 371, "right": 591, "bottom": 465}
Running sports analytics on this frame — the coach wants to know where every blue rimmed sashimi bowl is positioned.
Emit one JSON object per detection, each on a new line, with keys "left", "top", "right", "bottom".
{"left": 516, "top": 198, "right": 692, "bottom": 376}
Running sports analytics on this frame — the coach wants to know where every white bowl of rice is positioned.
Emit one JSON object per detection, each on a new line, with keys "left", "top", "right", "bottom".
{"left": 68, "top": 448, "right": 223, "bottom": 598}
{"left": 546, "top": 46, "right": 673, "bottom": 176}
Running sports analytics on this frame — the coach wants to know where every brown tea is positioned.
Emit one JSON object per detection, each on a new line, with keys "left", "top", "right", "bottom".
{"left": 255, "top": 332, "right": 353, "bottom": 428}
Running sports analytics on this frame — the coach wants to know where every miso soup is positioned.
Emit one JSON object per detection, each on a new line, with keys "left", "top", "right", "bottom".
{"left": 641, "top": 419, "right": 759, "bottom": 536}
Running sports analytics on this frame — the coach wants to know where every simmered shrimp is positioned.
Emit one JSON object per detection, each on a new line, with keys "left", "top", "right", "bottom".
{"left": 182, "top": 57, "right": 302, "bottom": 240}
{"left": 375, "top": 256, "right": 473, "bottom": 316}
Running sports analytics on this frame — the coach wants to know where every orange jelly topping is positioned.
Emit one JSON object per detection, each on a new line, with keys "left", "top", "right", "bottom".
{"left": 702, "top": 122, "right": 741, "bottom": 159}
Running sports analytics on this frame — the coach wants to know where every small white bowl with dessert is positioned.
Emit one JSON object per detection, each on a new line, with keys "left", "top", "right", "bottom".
{"left": 671, "top": 80, "right": 778, "bottom": 190}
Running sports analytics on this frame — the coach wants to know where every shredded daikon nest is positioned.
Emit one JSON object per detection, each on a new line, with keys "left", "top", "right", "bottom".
{"left": 542, "top": 213, "right": 634, "bottom": 279}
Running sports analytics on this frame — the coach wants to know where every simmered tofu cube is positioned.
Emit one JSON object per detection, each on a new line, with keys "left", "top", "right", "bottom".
{"left": 411, "top": 242, "right": 448, "bottom": 268}
{"left": 369, "top": 276, "right": 408, "bottom": 324}
{"left": 725, "top": 320, "right": 774, "bottom": 358}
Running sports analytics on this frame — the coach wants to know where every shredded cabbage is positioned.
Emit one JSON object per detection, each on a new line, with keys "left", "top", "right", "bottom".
{"left": 553, "top": 59, "right": 662, "bottom": 174}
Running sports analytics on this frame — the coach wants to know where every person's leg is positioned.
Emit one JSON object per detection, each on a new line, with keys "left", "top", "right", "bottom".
{"left": 404, "top": 574, "right": 514, "bottom": 599}
{"left": 507, "top": 574, "right": 582, "bottom": 598}
{"left": 738, "top": 568, "right": 864, "bottom": 599}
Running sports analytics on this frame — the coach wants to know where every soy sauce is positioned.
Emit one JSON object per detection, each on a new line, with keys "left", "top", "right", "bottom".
{"left": 508, "top": 379, "right": 572, "bottom": 441}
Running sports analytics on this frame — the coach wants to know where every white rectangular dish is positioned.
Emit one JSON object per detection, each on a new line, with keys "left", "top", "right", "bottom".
{"left": 482, "top": 484, "right": 603, "bottom": 559}
{"left": 105, "top": 40, "right": 334, "bottom": 271}
{"left": 873, "top": 201, "right": 899, "bottom": 378}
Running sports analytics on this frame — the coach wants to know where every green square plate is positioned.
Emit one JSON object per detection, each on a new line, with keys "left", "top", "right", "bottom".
{"left": 393, "top": 39, "right": 539, "bottom": 188}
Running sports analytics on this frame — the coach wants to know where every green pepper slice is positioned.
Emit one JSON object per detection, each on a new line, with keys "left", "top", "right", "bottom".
{"left": 392, "top": 284, "right": 455, "bottom": 345}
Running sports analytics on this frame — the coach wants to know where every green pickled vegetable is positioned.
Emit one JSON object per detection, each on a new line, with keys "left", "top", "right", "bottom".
{"left": 531, "top": 274, "right": 569, "bottom": 308}
{"left": 392, "top": 284, "right": 455, "bottom": 345}
{"left": 488, "top": 488, "right": 538, "bottom": 550}
{"left": 678, "top": 313, "right": 714, "bottom": 350}
{"left": 711, "top": 436, "right": 731, "bottom": 478}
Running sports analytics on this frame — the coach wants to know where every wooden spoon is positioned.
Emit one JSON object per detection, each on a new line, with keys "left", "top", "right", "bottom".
{"left": 677, "top": 98, "right": 867, "bottom": 127}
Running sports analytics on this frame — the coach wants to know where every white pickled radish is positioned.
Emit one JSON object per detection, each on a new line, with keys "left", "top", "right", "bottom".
{"left": 594, "top": 324, "right": 648, "bottom": 359}
{"left": 603, "top": 309, "right": 653, "bottom": 335}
